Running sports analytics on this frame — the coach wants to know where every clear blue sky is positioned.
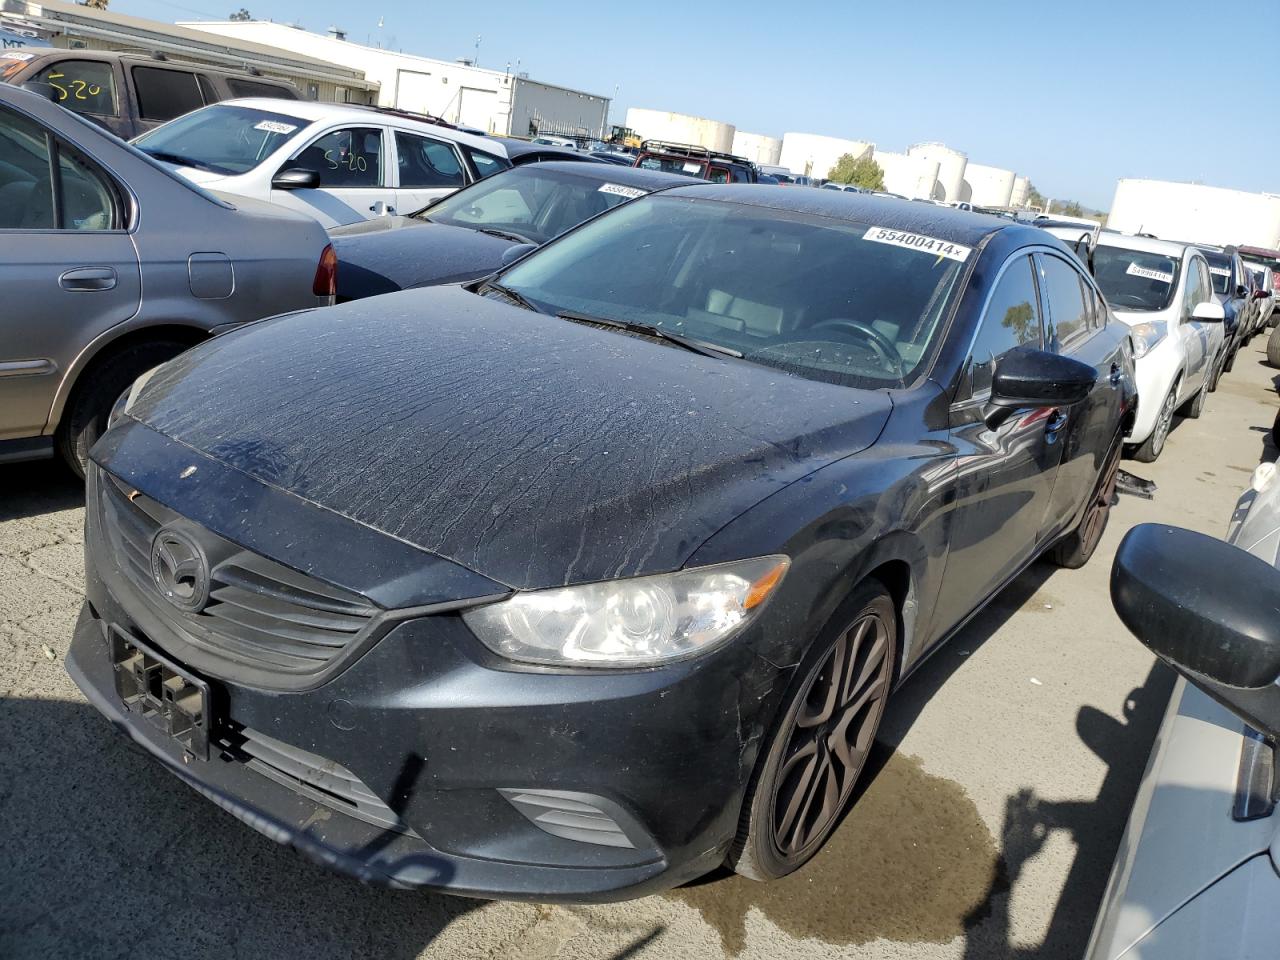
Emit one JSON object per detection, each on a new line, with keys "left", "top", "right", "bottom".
{"left": 116, "top": 0, "right": 1276, "bottom": 209}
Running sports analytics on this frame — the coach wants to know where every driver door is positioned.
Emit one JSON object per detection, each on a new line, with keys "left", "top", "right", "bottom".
{"left": 270, "top": 125, "right": 393, "bottom": 227}
{"left": 933, "top": 253, "right": 1065, "bottom": 636}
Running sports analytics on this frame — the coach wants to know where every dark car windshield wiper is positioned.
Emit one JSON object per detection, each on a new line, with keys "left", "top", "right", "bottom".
{"left": 556, "top": 309, "right": 742, "bottom": 359}
{"left": 480, "top": 280, "right": 545, "bottom": 313}
{"left": 475, "top": 226, "right": 536, "bottom": 244}
{"left": 140, "top": 149, "right": 227, "bottom": 175}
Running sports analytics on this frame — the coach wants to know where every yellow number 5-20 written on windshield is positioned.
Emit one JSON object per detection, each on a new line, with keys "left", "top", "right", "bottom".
{"left": 862, "top": 227, "right": 972, "bottom": 262}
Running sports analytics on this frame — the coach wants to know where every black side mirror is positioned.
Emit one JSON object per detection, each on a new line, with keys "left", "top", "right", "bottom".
{"left": 990, "top": 346, "right": 1097, "bottom": 408}
{"left": 1237, "top": 283, "right": 1249, "bottom": 299}
{"left": 1112, "top": 524, "right": 1280, "bottom": 740}
{"left": 498, "top": 243, "right": 538, "bottom": 267}
{"left": 271, "top": 168, "right": 320, "bottom": 191}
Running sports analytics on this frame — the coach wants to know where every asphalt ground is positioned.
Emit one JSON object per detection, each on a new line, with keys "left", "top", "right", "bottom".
{"left": 2, "top": 334, "right": 1276, "bottom": 960}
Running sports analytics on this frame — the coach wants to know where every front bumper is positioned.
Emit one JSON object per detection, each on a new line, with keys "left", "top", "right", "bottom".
{"left": 69, "top": 574, "right": 771, "bottom": 901}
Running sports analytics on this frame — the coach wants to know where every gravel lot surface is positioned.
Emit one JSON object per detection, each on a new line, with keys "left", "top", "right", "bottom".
{"left": 3, "top": 337, "right": 1276, "bottom": 960}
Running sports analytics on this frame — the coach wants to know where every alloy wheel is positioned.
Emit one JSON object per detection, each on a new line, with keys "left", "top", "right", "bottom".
{"left": 1077, "top": 442, "right": 1121, "bottom": 557}
{"left": 770, "top": 612, "right": 893, "bottom": 858}
{"left": 1151, "top": 390, "right": 1175, "bottom": 457}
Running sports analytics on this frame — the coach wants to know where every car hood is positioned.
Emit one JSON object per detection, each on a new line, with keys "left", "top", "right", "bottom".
{"left": 123, "top": 286, "right": 893, "bottom": 590}
{"left": 161, "top": 163, "right": 229, "bottom": 187}
{"left": 329, "top": 220, "right": 517, "bottom": 299}
{"left": 1112, "top": 307, "right": 1174, "bottom": 328}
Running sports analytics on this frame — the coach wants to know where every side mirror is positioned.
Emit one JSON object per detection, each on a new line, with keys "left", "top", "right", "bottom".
{"left": 1191, "top": 300, "right": 1226, "bottom": 322}
{"left": 1112, "top": 524, "right": 1280, "bottom": 740}
{"left": 271, "top": 168, "right": 320, "bottom": 191}
{"left": 990, "top": 346, "right": 1097, "bottom": 409}
{"left": 498, "top": 242, "right": 538, "bottom": 266}
{"left": 1237, "top": 283, "right": 1249, "bottom": 299}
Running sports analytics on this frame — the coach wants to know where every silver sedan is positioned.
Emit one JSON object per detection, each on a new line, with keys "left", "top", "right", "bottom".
{"left": 0, "top": 82, "right": 332, "bottom": 475}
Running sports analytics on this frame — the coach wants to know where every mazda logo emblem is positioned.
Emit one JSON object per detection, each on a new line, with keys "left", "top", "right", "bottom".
{"left": 150, "top": 528, "right": 210, "bottom": 614}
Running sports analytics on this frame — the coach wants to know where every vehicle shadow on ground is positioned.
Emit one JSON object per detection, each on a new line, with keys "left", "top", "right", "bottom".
{"left": 0, "top": 461, "right": 84, "bottom": 522}
{"left": 0, "top": 696, "right": 482, "bottom": 960}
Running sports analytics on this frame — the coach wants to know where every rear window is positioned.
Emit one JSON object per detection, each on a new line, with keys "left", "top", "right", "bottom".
{"left": 1092, "top": 246, "right": 1181, "bottom": 312}
{"left": 1204, "top": 254, "right": 1233, "bottom": 295}
{"left": 638, "top": 154, "right": 707, "bottom": 177}
{"left": 226, "top": 78, "right": 295, "bottom": 99}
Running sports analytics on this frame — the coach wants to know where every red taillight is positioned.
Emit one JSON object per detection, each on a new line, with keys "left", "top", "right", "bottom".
{"left": 313, "top": 243, "right": 337, "bottom": 299}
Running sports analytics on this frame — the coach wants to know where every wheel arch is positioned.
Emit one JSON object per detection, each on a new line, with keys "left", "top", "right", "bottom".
{"left": 45, "top": 322, "right": 209, "bottom": 435}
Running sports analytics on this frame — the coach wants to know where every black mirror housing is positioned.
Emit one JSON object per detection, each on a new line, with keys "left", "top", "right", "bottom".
{"left": 1112, "top": 524, "right": 1280, "bottom": 739}
{"left": 271, "top": 168, "right": 321, "bottom": 191}
{"left": 989, "top": 346, "right": 1097, "bottom": 408}
{"left": 1237, "top": 284, "right": 1249, "bottom": 299}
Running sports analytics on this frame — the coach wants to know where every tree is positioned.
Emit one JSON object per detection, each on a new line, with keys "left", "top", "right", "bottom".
{"left": 1062, "top": 200, "right": 1084, "bottom": 217}
{"left": 827, "top": 153, "right": 885, "bottom": 191}
{"left": 1025, "top": 181, "right": 1046, "bottom": 210}
{"left": 229, "top": 7, "right": 252, "bottom": 19}
{"left": 79, "top": 0, "right": 109, "bottom": 8}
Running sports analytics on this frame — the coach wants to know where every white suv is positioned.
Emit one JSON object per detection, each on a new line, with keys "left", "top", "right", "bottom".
{"left": 134, "top": 99, "right": 511, "bottom": 228}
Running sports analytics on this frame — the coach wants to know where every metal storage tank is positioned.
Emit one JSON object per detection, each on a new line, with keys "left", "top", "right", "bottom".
{"left": 625, "top": 108, "right": 735, "bottom": 153}
{"left": 732, "top": 131, "right": 782, "bottom": 167}
{"left": 907, "top": 142, "right": 967, "bottom": 202}
{"left": 961, "top": 163, "right": 1016, "bottom": 207}
{"left": 1010, "top": 176, "right": 1030, "bottom": 208}
{"left": 779, "top": 133, "right": 872, "bottom": 180}
{"left": 871, "top": 150, "right": 939, "bottom": 199}
{"left": 1108, "top": 179, "right": 1280, "bottom": 249}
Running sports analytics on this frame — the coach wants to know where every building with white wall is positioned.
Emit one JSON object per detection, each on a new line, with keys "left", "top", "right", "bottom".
{"left": 871, "top": 150, "right": 938, "bottom": 199}
{"left": 625, "top": 108, "right": 735, "bottom": 153}
{"left": 182, "top": 19, "right": 609, "bottom": 137}
{"left": 732, "top": 131, "right": 782, "bottom": 166}
{"left": 907, "top": 142, "right": 967, "bottom": 202}
{"left": 962, "top": 162, "right": 1016, "bottom": 207}
{"left": 780, "top": 133, "right": 871, "bottom": 179}
{"left": 1010, "top": 176, "right": 1030, "bottom": 208}
{"left": 1108, "top": 179, "right": 1280, "bottom": 248}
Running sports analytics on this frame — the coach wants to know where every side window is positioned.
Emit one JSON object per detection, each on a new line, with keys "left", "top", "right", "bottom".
{"left": 1040, "top": 254, "right": 1091, "bottom": 350}
{"left": 290, "top": 127, "right": 383, "bottom": 188}
{"left": 132, "top": 67, "right": 205, "bottom": 122}
{"left": 226, "top": 78, "right": 292, "bottom": 99}
{"left": 33, "top": 59, "right": 118, "bottom": 118}
{"left": 0, "top": 107, "right": 116, "bottom": 230}
{"left": 196, "top": 74, "right": 218, "bottom": 105}
{"left": 463, "top": 146, "right": 510, "bottom": 180}
{"left": 395, "top": 132, "right": 465, "bottom": 188}
{"left": 707, "top": 165, "right": 730, "bottom": 184}
{"left": 729, "top": 166, "right": 751, "bottom": 184}
{"left": 968, "top": 255, "right": 1043, "bottom": 396}
{"left": 1182, "top": 259, "right": 1204, "bottom": 317}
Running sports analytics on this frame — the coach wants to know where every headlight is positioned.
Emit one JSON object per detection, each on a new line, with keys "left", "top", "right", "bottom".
{"left": 462, "top": 556, "right": 790, "bottom": 668}
{"left": 1128, "top": 321, "right": 1166, "bottom": 359}
{"left": 106, "top": 366, "right": 163, "bottom": 430}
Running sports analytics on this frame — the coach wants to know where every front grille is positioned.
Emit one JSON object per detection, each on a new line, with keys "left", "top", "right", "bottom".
{"left": 234, "top": 727, "right": 411, "bottom": 833}
{"left": 98, "top": 469, "right": 379, "bottom": 675}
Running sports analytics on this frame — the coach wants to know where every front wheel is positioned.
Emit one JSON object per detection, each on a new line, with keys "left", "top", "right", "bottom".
{"left": 1180, "top": 381, "right": 1207, "bottom": 419}
{"left": 727, "top": 582, "right": 896, "bottom": 881}
{"left": 1267, "top": 326, "right": 1280, "bottom": 370}
{"left": 1131, "top": 385, "right": 1177, "bottom": 463}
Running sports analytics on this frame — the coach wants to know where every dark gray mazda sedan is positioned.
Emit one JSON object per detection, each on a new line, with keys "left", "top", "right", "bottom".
{"left": 68, "top": 188, "right": 1135, "bottom": 900}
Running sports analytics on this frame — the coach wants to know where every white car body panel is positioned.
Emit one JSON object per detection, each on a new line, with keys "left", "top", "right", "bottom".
{"left": 1086, "top": 470, "right": 1280, "bottom": 959}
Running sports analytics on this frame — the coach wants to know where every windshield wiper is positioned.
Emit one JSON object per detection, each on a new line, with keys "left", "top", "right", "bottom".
{"left": 480, "top": 280, "right": 544, "bottom": 313}
{"left": 141, "top": 149, "right": 225, "bottom": 174}
{"left": 476, "top": 226, "right": 535, "bottom": 244}
{"left": 555, "top": 309, "right": 742, "bottom": 359}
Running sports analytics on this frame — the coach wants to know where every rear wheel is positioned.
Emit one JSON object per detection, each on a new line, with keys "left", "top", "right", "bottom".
{"left": 727, "top": 581, "right": 896, "bottom": 881}
{"left": 1267, "top": 327, "right": 1280, "bottom": 370}
{"left": 55, "top": 341, "right": 189, "bottom": 478}
{"left": 1132, "top": 385, "right": 1177, "bottom": 463}
{"left": 1050, "top": 438, "right": 1121, "bottom": 569}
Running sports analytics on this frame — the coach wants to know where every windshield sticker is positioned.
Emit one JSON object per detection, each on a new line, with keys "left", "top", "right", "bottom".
{"left": 1209, "top": 266, "right": 1231, "bottom": 277}
{"left": 1126, "top": 262, "right": 1173, "bottom": 284}
{"left": 253, "top": 120, "right": 298, "bottom": 135}
{"left": 0, "top": 52, "right": 35, "bottom": 61}
{"left": 862, "top": 227, "right": 971, "bottom": 262}
{"left": 682, "top": 161, "right": 701, "bottom": 174}
{"left": 598, "top": 183, "right": 646, "bottom": 200}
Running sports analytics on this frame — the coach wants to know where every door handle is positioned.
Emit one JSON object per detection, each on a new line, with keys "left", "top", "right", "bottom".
{"left": 60, "top": 267, "right": 117, "bottom": 291}
{"left": 1046, "top": 408, "right": 1069, "bottom": 433}
{"left": 368, "top": 201, "right": 396, "bottom": 215}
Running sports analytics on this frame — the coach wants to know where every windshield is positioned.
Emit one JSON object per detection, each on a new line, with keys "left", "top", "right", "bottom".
{"left": 1203, "top": 254, "right": 1233, "bottom": 295}
{"left": 1092, "top": 246, "right": 1181, "bottom": 312}
{"left": 495, "top": 194, "right": 968, "bottom": 388}
{"left": 134, "top": 104, "right": 307, "bottom": 176}
{"left": 416, "top": 167, "right": 649, "bottom": 244}
{"left": 638, "top": 154, "right": 707, "bottom": 177}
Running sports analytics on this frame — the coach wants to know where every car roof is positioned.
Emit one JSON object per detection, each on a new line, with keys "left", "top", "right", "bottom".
{"left": 1095, "top": 233, "right": 1197, "bottom": 259}
{"left": 214, "top": 98, "right": 500, "bottom": 153}
{"left": 510, "top": 161, "right": 701, "bottom": 189}
{"left": 489, "top": 136, "right": 581, "bottom": 158}
{"left": 660, "top": 185, "right": 1018, "bottom": 246}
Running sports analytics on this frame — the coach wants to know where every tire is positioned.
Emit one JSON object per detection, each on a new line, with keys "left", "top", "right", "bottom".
{"left": 1180, "top": 381, "right": 1207, "bottom": 419}
{"left": 55, "top": 341, "right": 189, "bottom": 478}
{"left": 1267, "top": 326, "right": 1280, "bottom": 370}
{"left": 1273, "top": 408, "right": 1280, "bottom": 451}
{"left": 1224, "top": 345, "right": 1237, "bottom": 373}
{"left": 1208, "top": 351, "right": 1222, "bottom": 392}
{"left": 726, "top": 580, "right": 896, "bottom": 882}
{"left": 1050, "top": 438, "right": 1122, "bottom": 569}
{"left": 1132, "top": 384, "right": 1177, "bottom": 464}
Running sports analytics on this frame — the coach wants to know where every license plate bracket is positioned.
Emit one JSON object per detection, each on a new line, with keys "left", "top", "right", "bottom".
{"left": 109, "top": 627, "right": 216, "bottom": 761}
